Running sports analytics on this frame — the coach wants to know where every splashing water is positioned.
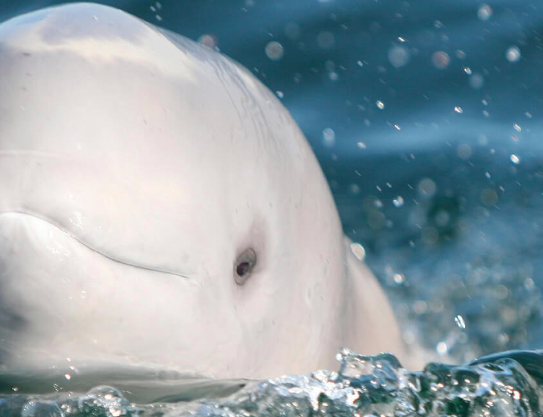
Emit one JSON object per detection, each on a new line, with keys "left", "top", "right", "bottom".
{"left": 3, "top": 349, "right": 543, "bottom": 417}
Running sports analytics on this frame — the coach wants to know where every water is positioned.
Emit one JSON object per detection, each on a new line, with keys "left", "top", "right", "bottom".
{"left": 3, "top": 350, "right": 543, "bottom": 416}
{"left": 1, "top": 0, "right": 543, "bottom": 415}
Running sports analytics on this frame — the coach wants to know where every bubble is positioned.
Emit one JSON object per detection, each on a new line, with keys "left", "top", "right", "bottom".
{"left": 469, "top": 73, "right": 485, "bottom": 89}
{"left": 514, "top": 123, "right": 522, "bottom": 132}
{"left": 388, "top": 46, "right": 410, "bottom": 68}
{"left": 432, "top": 51, "right": 450, "bottom": 69}
{"left": 265, "top": 41, "right": 284, "bottom": 61}
{"left": 454, "top": 106, "right": 463, "bottom": 114}
{"left": 376, "top": 100, "right": 385, "bottom": 110}
{"left": 316, "top": 31, "right": 335, "bottom": 49}
{"left": 510, "top": 154, "right": 520, "bottom": 164}
{"left": 198, "top": 34, "right": 218, "bottom": 49}
{"left": 322, "top": 128, "right": 335, "bottom": 147}
{"left": 276, "top": 91, "right": 284, "bottom": 98}
{"left": 477, "top": 4, "right": 493, "bottom": 21}
{"left": 506, "top": 46, "right": 521, "bottom": 63}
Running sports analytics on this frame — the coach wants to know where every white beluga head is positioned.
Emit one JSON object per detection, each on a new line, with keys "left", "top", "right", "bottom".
{"left": 0, "top": 3, "right": 408, "bottom": 380}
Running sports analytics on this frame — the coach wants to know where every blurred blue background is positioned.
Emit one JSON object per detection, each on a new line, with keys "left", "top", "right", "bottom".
{"left": 1, "top": 0, "right": 542, "bottom": 363}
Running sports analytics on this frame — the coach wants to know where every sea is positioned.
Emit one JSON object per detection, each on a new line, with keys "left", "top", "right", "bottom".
{"left": 0, "top": 0, "right": 542, "bottom": 415}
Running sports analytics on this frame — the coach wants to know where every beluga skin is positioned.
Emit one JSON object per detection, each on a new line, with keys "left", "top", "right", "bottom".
{"left": 0, "top": 3, "right": 408, "bottom": 380}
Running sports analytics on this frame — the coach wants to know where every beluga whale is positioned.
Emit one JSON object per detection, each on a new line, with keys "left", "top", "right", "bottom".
{"left": 0, "top": 3, "right": 409, "bottom": 382}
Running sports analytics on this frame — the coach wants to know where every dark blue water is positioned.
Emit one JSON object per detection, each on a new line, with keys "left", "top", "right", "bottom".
{"left": 1, "top": 1, "right": 543, "bottom": 415}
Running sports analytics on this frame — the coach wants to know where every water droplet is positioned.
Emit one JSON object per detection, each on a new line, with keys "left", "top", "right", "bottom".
{"left": 480, "top": 189, "right": 498, "bottom": 206}
{"left": 65, "top": 373, "right": 72, "bottom": 380}
{"left": 198, "top": 34, "right": 218, "bottom": 49}
{"left": 393, "top": 196, "right": 404, "bottom": 207}
{"left": 284, "top": 22, "right": 300, "bottom": 40}
{"left": 510, "top": 154, "right": 520, "bottom": 164}
{"left": 469, "top": 73, "right": 484, "bottom": 89}
{"left": 276, "top": 91, "right": 284, "bottom": 98}
{"left": 463, "top": 66, "right": 472, "bottom": 75}
{"left": 454, "top": 315, "right": 466, "bottom": 329}
{"left": 432, "top": 51, "right": 450, "bottom": 69}
{"left": 478, "top": 4, "right": 493, "bottom": 21}
{"left": 357, "top": 142, "right": 367, "bottom": 149}
{"left": 393, "top": 273, "right": 405, "bottom": 284}
{"left": 316, "top": 31, "right": 335, "bottom": 49}
{"left": 514, "top": 123, "right": 522, "bottom": 132}
{"left": 350, "top": 243, "right": 366, "bottom": 261}
{"left": 454, "top": 106, "right": 463, "bottom": 114}
{"left": 506, "top": 46, "right": 521, "bottom": 63}
{"left": 437, "top": 341, "right": 448, "bottom": 355}
{"left": 376, "top": 100, "right": 385, "bottom": 110}
{"left": 388, "top": 45, "right": 410, "bottom": 68}
{"left": 457, "top": 144, "right": 472, "bottom": 160}
{"left": 322, "top": 128, "right": 335, "bottom": 147}
{"left": 265, "top": 41, "right": 284, "bottom": 61}
{"left": 418, "top": 178, "right": 436, "bottom": 197}
{"left": 349, "top": 184, "right": 360, "bottom": 195}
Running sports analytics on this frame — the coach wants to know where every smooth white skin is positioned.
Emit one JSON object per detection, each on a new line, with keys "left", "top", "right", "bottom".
{"left": 0, "top": 3, "right": 407, "bottom": 379}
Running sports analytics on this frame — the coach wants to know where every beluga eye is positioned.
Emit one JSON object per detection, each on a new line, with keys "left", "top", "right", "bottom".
{"left": 234, "top": 248, "right": 257, "bottom": 285}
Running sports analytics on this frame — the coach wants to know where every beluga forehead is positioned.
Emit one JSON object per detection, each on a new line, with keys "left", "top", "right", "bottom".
{"left": 0, "top": 2, "right": 197, "bottom": 81}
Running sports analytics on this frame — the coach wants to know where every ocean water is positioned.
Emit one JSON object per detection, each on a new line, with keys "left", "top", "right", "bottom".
{"left": 1, "top": 0, "right": 543, "bottom": 415}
